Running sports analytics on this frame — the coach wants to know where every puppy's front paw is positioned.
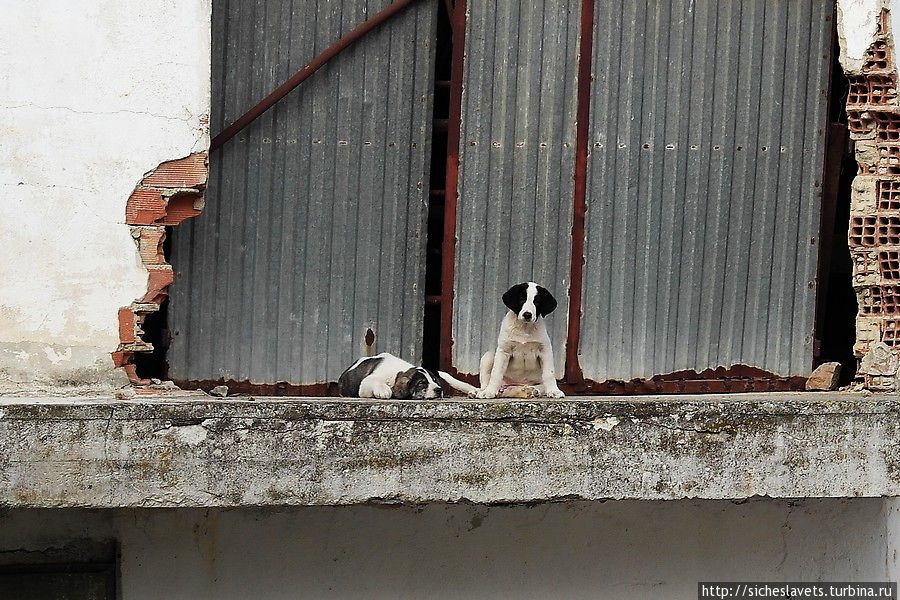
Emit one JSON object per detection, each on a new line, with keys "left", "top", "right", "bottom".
{"left": 475, "top": 388, "right": 498, "bottom": 399}
{"left": 373, "top": 384, "right": 393, "bottom": 399}
{"left": 545, "top": 387, "right": 565, "bottom": 399}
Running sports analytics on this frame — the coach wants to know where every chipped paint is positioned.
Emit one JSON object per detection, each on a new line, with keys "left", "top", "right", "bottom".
{"left": 838, "top": 0, "right": 883, "bottom": 73}
{"left": 592, "top": 416, "right": 620, "bottom": 431}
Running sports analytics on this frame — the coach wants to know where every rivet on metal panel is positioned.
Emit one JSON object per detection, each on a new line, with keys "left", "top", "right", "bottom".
{"left": 210, "top": 0, "right": 428, "bottom": 151}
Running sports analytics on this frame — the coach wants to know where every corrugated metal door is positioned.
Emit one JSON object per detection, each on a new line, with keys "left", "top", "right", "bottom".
{"left": 168, "top": 0, "right": 438, "bottom": 386}
{"left": 450, "top": 0, "right": 581, "bottom": 374}
{"left": 578, "top": 0, "right": 832, "bottom": 381}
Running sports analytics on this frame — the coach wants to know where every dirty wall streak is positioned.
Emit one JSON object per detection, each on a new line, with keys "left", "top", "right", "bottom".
{"left": 579, "top": 0, "right": 832, "bottom": 381}
{"left": 451, "top": 0, "right": 581, "bottom": 375}
{"left": 169, "top": 0, "right": 438, "bottom": 385}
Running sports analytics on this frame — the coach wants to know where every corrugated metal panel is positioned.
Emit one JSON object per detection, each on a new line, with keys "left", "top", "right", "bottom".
{"left": 579, "top": 0, "right": 832, "bottom": 380}
{"left": 169, "top": 0, "right": 438, "bottom": 385}
{"left": 451, "top": 0, "right": 581, "bottom": 374}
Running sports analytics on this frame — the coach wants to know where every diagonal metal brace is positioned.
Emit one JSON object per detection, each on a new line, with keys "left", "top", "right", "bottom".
{"left": 211, "top": 0, "right": 426, "bottom": 152}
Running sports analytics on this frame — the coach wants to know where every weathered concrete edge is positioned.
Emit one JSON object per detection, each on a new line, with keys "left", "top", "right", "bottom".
{"left": 2, "top": 391, "right": 899, "bottom": 420}
{"left": 2, "top": 392, "right": 899, "bottom": 507}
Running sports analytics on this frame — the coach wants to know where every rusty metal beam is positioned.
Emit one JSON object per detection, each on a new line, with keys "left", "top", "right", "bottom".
{"left": 438, "top": 0, "right": 466, "bottom": 371}
{"left": 564, "top": 0, "right": 595, "bottom": 383}
{"left": 210, "top": 0, "right": 426, "bottom": 152}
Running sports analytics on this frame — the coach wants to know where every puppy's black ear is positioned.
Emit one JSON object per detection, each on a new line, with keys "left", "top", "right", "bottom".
{"left": 502, "top": 283, "right": 528, "bottom": 313}
{"left": 535, "top": 285, "right": 558, "bottom": 317}
{"left": 391, "top": 368, "right": 418, "bottom": 399}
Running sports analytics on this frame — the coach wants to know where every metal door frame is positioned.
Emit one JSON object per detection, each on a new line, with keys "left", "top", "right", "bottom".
{"left": 439, "top": 0, "right": 839, "bottom": 394}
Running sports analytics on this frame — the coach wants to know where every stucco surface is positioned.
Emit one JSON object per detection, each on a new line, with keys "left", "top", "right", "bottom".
{"left": 838, "top": 0, "right": 883, "bottom": 73}
{"left": 0, "top": 1, "right": 210, "bottom": 389}
{"left": 0, "top": 500, "right": 891, "bottom": 600}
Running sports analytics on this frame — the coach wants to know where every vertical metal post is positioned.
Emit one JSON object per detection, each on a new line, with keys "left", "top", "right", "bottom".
{"left": 565, "top": 0, "right": 595, "bottom": 384}
{"left": 439, "top": 0, "right": 467, "bottom": 371}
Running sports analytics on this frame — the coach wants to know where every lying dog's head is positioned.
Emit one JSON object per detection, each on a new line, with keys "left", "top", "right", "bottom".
{"left": 392, "top": 367, "right": 443, "bottom": 399}
{"left": 502, "top": 282, "right": 557, "bottom": 323}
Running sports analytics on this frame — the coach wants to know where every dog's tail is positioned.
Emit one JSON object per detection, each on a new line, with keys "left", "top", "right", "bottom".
{"left": 438, "top": 371, "right": 478, "bottom": 396}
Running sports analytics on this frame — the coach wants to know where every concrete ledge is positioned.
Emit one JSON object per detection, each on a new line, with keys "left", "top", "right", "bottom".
{"left": 1, "top": 392, "right": 900, "bottom": 507}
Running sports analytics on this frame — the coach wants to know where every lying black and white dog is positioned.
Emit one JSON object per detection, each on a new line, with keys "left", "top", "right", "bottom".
{"left": 475, "top": 282, "right": 565, "bottom": 399}
{"left": 339, "top": 352, "right": 477, "bottom": 399}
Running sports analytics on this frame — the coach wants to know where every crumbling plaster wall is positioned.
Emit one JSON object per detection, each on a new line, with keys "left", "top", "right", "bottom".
{"left": 0, "top": 1, "right": 210, "bottom": 391}
{"left": 839, "top": 0, "right": 900, "bottom": 388}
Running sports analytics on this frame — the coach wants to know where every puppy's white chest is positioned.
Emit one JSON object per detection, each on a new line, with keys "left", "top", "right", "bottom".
{"left": 502, "top": 342, "right": 543, "bottom": 384}
{"left": 510, "top": 341, "right": 542, "bottom": 359}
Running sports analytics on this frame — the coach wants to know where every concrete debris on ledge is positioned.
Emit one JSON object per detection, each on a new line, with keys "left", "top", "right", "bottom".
{"left": 805, "top": 362, "right": 842, "bottom": 390}
{"left": 1, "top": 392, "right": 899, "bottom": 508}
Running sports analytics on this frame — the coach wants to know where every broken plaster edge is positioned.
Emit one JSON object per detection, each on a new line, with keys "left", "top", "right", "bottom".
{"left": 838, "top": 0, "right": 885, "bottom": 74}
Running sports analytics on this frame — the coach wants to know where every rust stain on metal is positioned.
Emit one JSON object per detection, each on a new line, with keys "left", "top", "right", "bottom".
{"left": 175, "top": 364, "right": 805, "bottom": 398}
{"left": 569, "top": 365, "right": 807, "bottom": 395}
{"left": 448, "top": 364, "right": 805, "bottom": 396}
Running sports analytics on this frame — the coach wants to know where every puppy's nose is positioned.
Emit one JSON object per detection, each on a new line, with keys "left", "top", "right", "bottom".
{"left": 522, "top": 311, "right": 533, "bottom": 321}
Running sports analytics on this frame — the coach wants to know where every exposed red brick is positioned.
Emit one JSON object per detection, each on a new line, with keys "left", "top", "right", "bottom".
{"left": 877, "top": 8, "right": 891, "bottom": 36}
{"left": 159, "top": 192, "right": 203, "bottom": 225}
{"left": 111, "top": 350, "right": 133, "bottom": 368}
{"left": 117, "top": 151, "right": 208, "bottom": 382}
{"left": 122, "top": 363, "right": 150, "bottom": 385}
{"left": 847, "top": 110, "right": 875, "bottom": 135}
{"left": 847, "top": 74, "right": 897, "bottom": 106}
{"left": 125, "top": 187, "right": 166, "bottom": 225}
{"left": 118, "top": 308, "right": 136, "bottom": 344}
{"left": 143, "top": 266, "right": 174, "bottom": 304}
{"left": 143, "top": 153, "right": 208, "bottom": 188}
{"left": 848, "top": 10, "right": 900, "bottom": 391}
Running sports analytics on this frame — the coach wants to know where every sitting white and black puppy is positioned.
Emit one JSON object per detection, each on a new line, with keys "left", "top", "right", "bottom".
{"left": 338, "top": 352, "right": 477, "bottom": 399}
{"left": 475, "top": 282, "right": 565, "bottom": 399}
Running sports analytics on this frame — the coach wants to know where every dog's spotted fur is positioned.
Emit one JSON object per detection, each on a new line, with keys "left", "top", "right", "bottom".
{"left": 339, "top": 352, "right": 477, "bottom": 399}
{"left": 475, "top": 282, "right": 565, "bottom": 399}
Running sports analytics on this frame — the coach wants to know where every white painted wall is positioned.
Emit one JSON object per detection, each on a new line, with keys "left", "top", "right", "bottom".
{"left": 837, "top": 0, "right": 900, "bottom": 73}
{"left": 0, "top": 1, "right": 210, "bottom": 390}
{"left": 886, "top": 498, "right": 900, "bottom": 581}
{"left": 0, "top": 499, "right": 890, "bottom": 599}
{"left": 838, "top": 0, "right": 883, "bottom": 72}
